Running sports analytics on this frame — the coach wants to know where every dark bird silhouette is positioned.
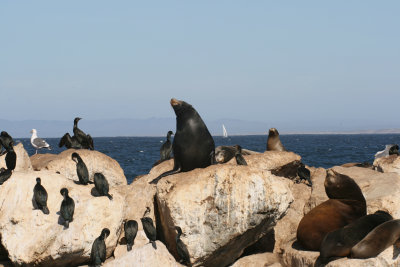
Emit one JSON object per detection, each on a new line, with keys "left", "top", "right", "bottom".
{"left": 73, "top": 117, "right": 94, "bottom": 150}
{"left": 389, "top": 144, "right": 399, "bottom": 155}
{"left": 124, "top": 219, "right": 138, "bottom": 251}
{"left": 233, "top": 145, "right": 247, "bottom": 166}
{"left": 71, "top": 152, "right": 92, "bottom": 185}
{"left": 59, "top": 133, "right": 82, "bottom": 149}
{"left": 5, "top": 148, "right": 17, "bottom": 171}
{"left": 0, "top": 131, "right": 14, "bottom": 154}
{"left": 91, "top": 228, "right": 110, "bottom": 267}
{"left": 160, "top": 131, "right": 173, "bottom": 161}
{"left": 141, "top": 207, "right": 157, "bottom": 249}
{"left": 33, "top": 178, "right": 49, "bottom": 214}
{"left": 60, "top": 188, "right": 75, "bottom": 229}
{"left": 297, "top": 163, "right": 312, "bottom": 186}
{"left": 94, "top": 173, "right": 112, "bottom": 200}
{"left": 175, "top": 226, "right": 191, "bottom": 266}
{"left": 0, "top": 168, "right": 12, "bottom": 185}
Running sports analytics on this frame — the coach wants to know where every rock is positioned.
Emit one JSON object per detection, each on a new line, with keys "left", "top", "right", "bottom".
{"left": 104, "top": 242, "right": 184, "bottom": 267}
{"left": 30, "top": 149, "right": 127, "bottom": 187}
{"left": 303, "top": 167, "right": 328, "bottom": 214}
{"left": 231, "top": 252, "right": 282, "bottom": 267}
{"left": 0, "top": 170, "right": 124, "bottom": 266}
{"left": 373, "top": 155, "right": 400, "bottom": 174}
{"left": 30, "top": 153, "right": 58, "bottom": 171}
{"left": 0, "top": 143, "right": 32, "bottom": 171}
{"left": 156, "top": 164, "right": 293, "bottom": 267}
{"left": 283, "top": 242, "right": 400, "bottom": 267}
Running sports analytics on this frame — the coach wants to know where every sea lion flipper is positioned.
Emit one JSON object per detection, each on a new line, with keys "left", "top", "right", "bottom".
{"left": 149, "top": 167, "right": 182, "bottom": 184}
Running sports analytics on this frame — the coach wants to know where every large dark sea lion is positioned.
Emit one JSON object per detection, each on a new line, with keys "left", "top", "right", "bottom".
{"left": 150, "top": 99, "right": 215, "bottom": 184}
{"left": 351, "top": 219, "right": 400, "bottom": 259}
{"left": 296, "top": 169, "right": 366, "bottom": 251}
{"left": 320, "top": 210, "right": 392, "bottom": 261}
{"left": 266, "top": 128, "right": 286, "bottom": 151}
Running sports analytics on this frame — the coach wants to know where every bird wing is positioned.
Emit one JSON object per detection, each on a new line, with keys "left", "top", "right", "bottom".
{"left": 32, "top": 138, "right": 49, "bottom": 148}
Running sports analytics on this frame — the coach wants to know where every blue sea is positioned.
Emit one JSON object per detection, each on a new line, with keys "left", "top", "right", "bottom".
{"left": 17, "top": 134, "right": 400, "bottom": 184}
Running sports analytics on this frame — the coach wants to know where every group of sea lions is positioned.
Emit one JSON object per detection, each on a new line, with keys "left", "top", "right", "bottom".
{"left": 296, "top": 169, "right": 400, "bottom": 263}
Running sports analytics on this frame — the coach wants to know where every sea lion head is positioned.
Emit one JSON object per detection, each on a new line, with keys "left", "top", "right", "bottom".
{"left": 170, "top": 98, "right": 193, "bottom": 116}
{"left": 269, "top": 128, "right": 279, "bottom": 137}
{"left": 325, "top": 169, "right": 365, "bottom": 203}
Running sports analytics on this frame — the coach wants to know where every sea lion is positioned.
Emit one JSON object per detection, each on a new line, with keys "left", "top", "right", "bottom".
{"left": 320, "top": 210, "right": 393, "bottom": 261}
{"left": 233, "top": 145, "right": 247, "bottom": 166}
{"left": 124, "top": 219, "right": 138, "bottom": 251}
{"left": 175, "top": 226, "right": 191, "bottom": 266}
{"left": 296, "top": 169, "right": 366, "bottom": 251}
{"left": 91, "top": 228, "right": 110, "bottom": 266}
{"left": 60, "top": 188, "right": 75, "bottom": 229}
{"left": 71, "top": 152, "right": 92, "bottom": 185}
{"left": 351, "top": 219, "right": 400, "bottom": 259}
{"left": 150, "top": 99, "right": 215, "bottom": 184}
{"left": 141, "top": 207, "right": 157, "bottom": 249}
{"left": 266, "top": 128, "right": 286, "bottom": 151}
{"left": 33, "top": 177, "right": 49, "bottom": 214}
{"left": 94, "top": 173, "right": 112, "bottom": 200}
{"left": 214, "top": 146, "right": 236, "bottom": 163}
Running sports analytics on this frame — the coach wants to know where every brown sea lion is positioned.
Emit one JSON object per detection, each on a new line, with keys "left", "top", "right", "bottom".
{"left": 296, "top": 169, "right": 366, "bottom": 251}
{"left": 351, "top": 219, "right": 400, "bottom": 259}
{"left": 320, "top": 210, "right": 392, "bottom": 262}
{"left": 266, "top": 128, "right": 286, "bottom": 151}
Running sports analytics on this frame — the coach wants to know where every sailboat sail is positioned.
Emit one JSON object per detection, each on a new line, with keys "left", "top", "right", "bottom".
{"left": 222, "top": 124, "right": 228, "bottom": 138}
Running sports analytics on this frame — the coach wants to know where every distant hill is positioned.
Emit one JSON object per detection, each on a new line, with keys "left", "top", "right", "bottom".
{"left": 0, "top": 118, "right": 399, "bottom": 138}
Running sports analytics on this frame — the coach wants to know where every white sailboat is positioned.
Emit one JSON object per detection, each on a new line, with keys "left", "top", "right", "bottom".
{"left": 222, "top": 124, "right": 228, "bottom": 138}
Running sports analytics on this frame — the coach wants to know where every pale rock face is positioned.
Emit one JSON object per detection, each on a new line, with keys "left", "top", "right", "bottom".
{"left": 0, "top": 170, "right": 125, "bottom": 266}
{"left": 0, "top": 143, "right": 32, "bottom": 171}
{"left": 30, "top": 149, "right": 127, "bottom": 187}
{"left": 231, "top": 253, "right": 282, "bottom": 267}
{"left": 155, "top": 164, "right": 293, "bottom": 267}
{"left": 303, "top": 167, "right": 328, "bottom": 214}
{"left": 104, "top": 242, "right": 184, "bottom": 267}
{"left": 373, "top": 155, "right": 400, "bottom": 174}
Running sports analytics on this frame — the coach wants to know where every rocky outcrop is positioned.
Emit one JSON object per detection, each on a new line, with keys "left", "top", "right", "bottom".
{"left": 104, "top": 242, "right": 184, "bottom": 267}
{"left": 373, "top": 155, "right": 400, "bottom": 174}
{"left": 231, "top": 252, "right": 282, "bottom": 267}
{"left": 155, "top": 164, "right": 293, "bottom": 267}
{"left": 0, "top": 170, "right": 124, "bottom": 266}
{"left": 303, "top": 167, "right": 328, "bottom": 214}
{"left": 0, "top": 143, "right": 32, "bottom": 171}
{"left": 30, "top": 149, "right": 127, "bottom": 187}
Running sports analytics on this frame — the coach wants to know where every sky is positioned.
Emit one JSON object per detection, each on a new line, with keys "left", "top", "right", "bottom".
{"left": 1, "top": 1, "right": 399, "bottom": 133}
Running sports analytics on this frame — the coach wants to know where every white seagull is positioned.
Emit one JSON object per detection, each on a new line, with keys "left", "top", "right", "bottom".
{"left": 30, "top": 129, "right": 51, "bottom": 154}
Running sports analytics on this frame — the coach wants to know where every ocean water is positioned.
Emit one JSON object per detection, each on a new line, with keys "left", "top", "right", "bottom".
{"left": 17, "top": 134, "right": 400, "bottom": 184}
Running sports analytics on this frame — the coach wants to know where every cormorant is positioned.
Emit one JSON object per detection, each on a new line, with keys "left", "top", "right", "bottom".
{"left": 160, "top": 131, "right": 173, "bottom": 161}
{"left": 175, "top": 226, "right": 191, "bottom": 266}
{"left": 71, "top": 152, "right": 92, "bottom": 185}
{"left": 5, "top": 147, "right": 16, "bottom": 171}
{"left": 94, "top": 173, "right": 112, "bottom": 200}
{"left": 73, "top": 117, "right": 94, "bottom": 150}
{"left": 124, "top": 219, "right": 138, "bottom": 251}
{"left": 389, "top": 144, "right": 399, "bottom": 155}
{"left": 0, "top": 168, "right": 12, "bottom": 185}
{"left": 33, "top": 178, "right": 49, "bottom": 214}
{"left": 141, "top": 207, "right": 157, "bottom": 249}
{"left": 0, "top": 131, "right": 14, "bottom": 154}
{"left": 233, "top": 145, "right": 247, "bottom": 166}
{"left": 60, "top": 188, "right": 75, "bottom": 228}
{"left": 91, "top": 228, "right": 110, "bottom": 267}
{"left": 297, "top": 163, "right": 312, "bottom": 186}
{"left": 59, "top": 133, "right": 82, "bottom": 149}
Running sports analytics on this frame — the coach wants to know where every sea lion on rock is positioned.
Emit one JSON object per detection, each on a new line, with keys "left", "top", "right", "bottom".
{"left": 33, "top": 177, "right": 49, "bottom": 214}
{"left": 150, "top": 99, "right": 215, "bottom": 184}
{"left": 351, "top": 219, "right": 400, "bottom": 259}
{"left": 320, "top": 210, "right": 392, "bottom": 262}
{"left": 266, "top": 128, "right": 286, "bottom": 151}
{"left": 297, "top": 169, "right": 366, "bottom": 251}
{"left": 215, "top": 146, "right": 236, "bottom": 163}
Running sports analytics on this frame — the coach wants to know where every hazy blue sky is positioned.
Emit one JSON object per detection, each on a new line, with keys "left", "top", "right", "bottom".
{"left": 1, "top": 1, "right": 399, "bottom": 131}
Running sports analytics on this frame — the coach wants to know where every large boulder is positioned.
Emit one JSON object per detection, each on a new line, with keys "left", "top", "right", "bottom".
{"left": 231, "top": 252, "right": 282, "bottom": 267}
{"left": 373, "top": 155, "right": 400, "bottom": 174}
{"left": 0, "top": 170, "right": 124, "bottom": 266}
{"left": 303, "top": 167, "right": 328, "bottom": 214}
{"left": 155, "top": 164, "right": 293, "bottom": 267}
{"left": 0, "top": 143, "right": 32, "bottom": 171}
{"left": 30, "top": 149, "right": 127, "bottom": 187}
{"left": 104, "top": 242, "right": 184, "bottom": 267}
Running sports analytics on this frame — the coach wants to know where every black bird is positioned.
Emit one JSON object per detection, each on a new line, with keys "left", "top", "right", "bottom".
{"left": 0, "top": 131, "right": 14, "bottom": 154}
{"left": 297, "top": 163, "right": 312, "bottom": 186}
{"left": 124, "top": 219, "right": 138, "bottom": 251}
{"left": 175, "top": 226, "right": 191, "bottom": 266}
{"left": 94, "top": 173, "right": 112, "bottom": 200}
{"left": 141, "top": 207, "right": 157, "bottom": 249}
{"left": 73, "top": 117, "right": 94, "bottom": 150}
{"left": 233, "top": 145, "right": 247, "bottom": 166}
{"left": 389, "top": 144, "right": 399, "bottom": 155}
{"left": 0, "top": 168, "right": 12, "bottom": 185}
{"left": 33, "top": 177, "right": 49, "bottom": 214}
{"left": 91, "top": 228, "right": 110, "bottom": 267}
{"left": 60, "top": 188, "right": 75, "bottom": 228}
{"left": 59, "top": 133, "right": 82, "bottom": 149}
{"left": 5, "top": 147, "right": 17, "bottom": 171}
{"left": 71, "top": 152, "right": 92, "bottom": 185}
{"left": 160, "top": 131, "right": 173, "bottom": 161}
